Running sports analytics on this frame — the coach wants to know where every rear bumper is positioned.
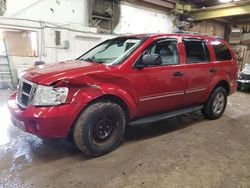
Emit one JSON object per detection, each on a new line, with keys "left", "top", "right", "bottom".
{"left": 8, "top": 92, "right": 84, "bottom": 138}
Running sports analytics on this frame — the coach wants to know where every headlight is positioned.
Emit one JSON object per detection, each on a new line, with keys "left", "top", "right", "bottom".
{"left": 33, "top": 85, "right": 69, "bottom": 106}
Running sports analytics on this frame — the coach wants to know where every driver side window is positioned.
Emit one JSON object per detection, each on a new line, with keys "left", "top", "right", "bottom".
{"left": 144, "top": 39, "right": 179, "bottom": 66}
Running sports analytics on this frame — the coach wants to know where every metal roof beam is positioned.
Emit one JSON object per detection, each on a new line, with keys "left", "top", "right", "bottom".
{"left": 192, "top": 3, "right": 250, "bottom": 20}
{"left": 141, "top": 0, "right": 175, "bottom": 9}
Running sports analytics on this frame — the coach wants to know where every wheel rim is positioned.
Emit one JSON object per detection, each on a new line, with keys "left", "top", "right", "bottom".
{"left": 92, "top": 116, "right": 117, "bottom": 143}
{"left": 212, "top": 92, "right": 225, "bottom": 115}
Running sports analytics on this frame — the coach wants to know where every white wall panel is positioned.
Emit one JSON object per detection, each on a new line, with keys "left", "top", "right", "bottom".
{"left": 5, "top": 0, "right": 87, "bottom": 25}
{"left": 114, "top": 3, "right": 174, "bottom": 34}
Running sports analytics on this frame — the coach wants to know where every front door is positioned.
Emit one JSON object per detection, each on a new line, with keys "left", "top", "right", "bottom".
{"left": 131, "top": 38, "right": 186, "bottom": 117}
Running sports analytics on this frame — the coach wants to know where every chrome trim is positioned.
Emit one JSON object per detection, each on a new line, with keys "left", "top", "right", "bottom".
{"left": 88, "top": 84, "right": 100, "bottom": 89}
{"left": 140, "top": 91, "right": 185, "bottom": 102}
{"left": 186, "top": 87, "right": 207, "bottom": 94}
{"left": 17, "top": 78, "right": 37, "bottom": 108}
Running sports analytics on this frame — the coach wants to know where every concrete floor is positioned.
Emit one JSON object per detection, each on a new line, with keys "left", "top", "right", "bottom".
{"left": 0, "top": 89, "right": 249, "bottom": 188}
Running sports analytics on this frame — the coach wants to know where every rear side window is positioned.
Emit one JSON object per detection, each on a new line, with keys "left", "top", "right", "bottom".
{"left": 211, "top": 41, "right": 232, "bottom": 61}
{"left": 183, "top": 39, "right": 210, "bottom": 63}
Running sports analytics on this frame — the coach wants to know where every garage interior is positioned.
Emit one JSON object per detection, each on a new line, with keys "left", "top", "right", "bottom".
{"left": 0, "top": 0, "right": 250, "bottom": 187}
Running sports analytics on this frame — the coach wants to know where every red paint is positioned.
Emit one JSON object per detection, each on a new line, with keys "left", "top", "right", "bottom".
{"left": 8, "top": 34, "right": 238, "bottom": 138}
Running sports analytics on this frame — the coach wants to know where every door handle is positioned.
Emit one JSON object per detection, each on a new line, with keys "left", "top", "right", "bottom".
{"left": 209, "top": 68, "right": 217, "bottom": 73}
{"left": 173, "top": 71, "right": 184, "bottom": 77}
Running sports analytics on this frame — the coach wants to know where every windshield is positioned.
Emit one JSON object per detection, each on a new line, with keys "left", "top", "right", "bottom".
{"left": 77, "top": 37, "right": 146, "bottom": 65}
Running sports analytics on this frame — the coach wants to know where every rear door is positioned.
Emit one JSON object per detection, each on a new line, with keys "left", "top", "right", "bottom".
{"left": 182, "top": 38, "right": 214, "bottom": 106}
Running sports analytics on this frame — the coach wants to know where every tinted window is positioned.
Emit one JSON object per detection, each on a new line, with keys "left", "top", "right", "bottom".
{"left": 183, "top": 39, "right": 210, "bottom": 63}
{"left": 212, "top": 41, "right": 232, "bottom": 61}
{"left": 143, "top": 39, "right": 179, "bottom": 65}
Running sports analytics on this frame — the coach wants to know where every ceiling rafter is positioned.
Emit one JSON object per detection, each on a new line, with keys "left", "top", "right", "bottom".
{"left": 192, "top": 2, "right": 250, "bottom": 21}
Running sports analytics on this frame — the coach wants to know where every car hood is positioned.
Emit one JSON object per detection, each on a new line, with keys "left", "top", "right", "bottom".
{"left": 23, "top": 60, "right": 108, "bottom": 85}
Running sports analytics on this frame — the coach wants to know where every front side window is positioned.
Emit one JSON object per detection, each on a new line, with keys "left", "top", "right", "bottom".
{"left": 183, "top": 39, "right": 210, "bottom": 63}
{"left": 143, "top": 39, "right": 179, "bottom": 65}
{"left": 78, "top": 37, "right": 145, "bottom": 65}
{"left": 211, "top": 41, "right": 232, "bottom": 61}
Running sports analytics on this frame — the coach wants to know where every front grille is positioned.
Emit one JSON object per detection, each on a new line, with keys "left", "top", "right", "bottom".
{"left": 21, "top": 94, "right": 29, "bottom": 105}
{"left": 17, "top": 78, "right": 36, "bottom": 108}
{"left": 241, "top": 73, "right": 250, "bottom": 80}
{"left": 22, "top": 82, "right": 32, "bottom": 94}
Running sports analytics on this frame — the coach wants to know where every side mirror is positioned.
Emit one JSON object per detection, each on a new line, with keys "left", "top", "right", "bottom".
{"left": 136, "top": 54, "right": 162, "bottom": 68}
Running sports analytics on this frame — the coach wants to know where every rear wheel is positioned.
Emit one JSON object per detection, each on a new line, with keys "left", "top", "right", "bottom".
{"left": 73, "top": 101, "right": 126, "bottom": 157}
{"left": 201, "top": 87, "right": 227, "bottom": 120}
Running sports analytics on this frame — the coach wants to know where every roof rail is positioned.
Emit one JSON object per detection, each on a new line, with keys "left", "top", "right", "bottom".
{"left": 174, "top": 30, "right": 196, "bottom": 34}
{"left": 174, "top": 30, "right": 224, "bottom": 39}
{"left": 214, "top": 36, "right": 223, "bottom": 40}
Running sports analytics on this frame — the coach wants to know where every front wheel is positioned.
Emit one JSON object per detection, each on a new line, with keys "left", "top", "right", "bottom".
{"left": 73, "top": 101, "right": 126, "bottom": 157}
{"left": 201, "top": 87, "right": 227, "bottom": 120}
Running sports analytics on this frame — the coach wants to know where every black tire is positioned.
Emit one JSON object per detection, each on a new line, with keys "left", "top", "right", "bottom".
{"left": 73, "top": 101, "right": 126, "bottom": 157}
{"left": 201, "top": 87, "right": 227, "bottom": 120}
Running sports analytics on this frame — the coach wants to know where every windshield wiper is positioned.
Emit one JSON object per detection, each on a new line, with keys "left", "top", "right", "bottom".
{"left": 84, "top": 58, "right": 95, "bottom": 62}
{"left": 83, "top": 58, "right": 105, "bottom": 64}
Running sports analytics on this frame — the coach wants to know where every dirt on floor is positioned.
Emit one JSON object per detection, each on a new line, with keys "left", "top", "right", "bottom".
{"left": 0, "top": 89, "right": 249, "bottom": 188}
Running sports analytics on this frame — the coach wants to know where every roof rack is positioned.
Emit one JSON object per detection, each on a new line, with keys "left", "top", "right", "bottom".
{"left": 174, "top": 30, "right": 223, "bottom": 40}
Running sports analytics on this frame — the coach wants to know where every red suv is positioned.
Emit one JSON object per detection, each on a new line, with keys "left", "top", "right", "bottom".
{"left": 8, "top": 33, "right": 238, "bottom": 156}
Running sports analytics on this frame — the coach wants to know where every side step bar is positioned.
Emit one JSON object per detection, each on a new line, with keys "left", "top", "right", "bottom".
{"left": 130, "top": 105, "right": 203, "bottom": 126}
